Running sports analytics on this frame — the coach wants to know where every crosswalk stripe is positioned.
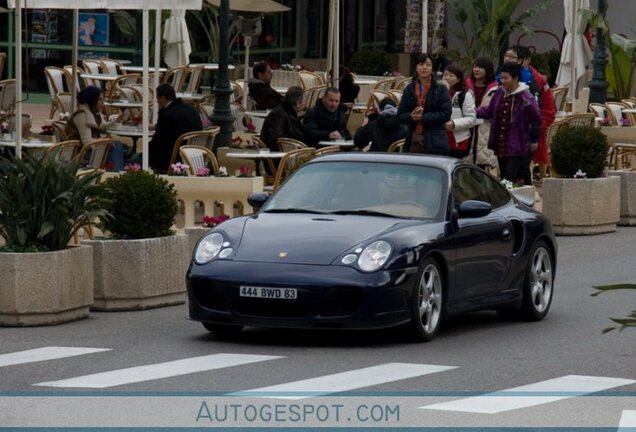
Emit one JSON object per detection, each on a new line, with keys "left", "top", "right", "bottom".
{"left": 619, "top": 410, "right": 636, "bottom": 429}
{"left": 420, "top": 374, "right": 636, "bottom": 414}
{"left": 232, "top": 362, "right": 458, "bottom": 400}
{"left": 0, "top": 347, "right": 111, "bottom": 368}
{"left": 34, "top": 353, "right": 282, "bottom": 388}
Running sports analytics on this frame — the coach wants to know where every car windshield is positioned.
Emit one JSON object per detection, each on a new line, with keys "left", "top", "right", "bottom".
{"left": 262, "top": 161, "right": 447, "bottom": 220}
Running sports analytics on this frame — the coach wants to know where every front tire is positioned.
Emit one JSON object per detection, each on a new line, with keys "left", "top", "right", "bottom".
{"left": 520, "top": 240, "right": 554, "bottom": 321}
{"left": 410, "top": 257, "right": 443, "bottom": 342}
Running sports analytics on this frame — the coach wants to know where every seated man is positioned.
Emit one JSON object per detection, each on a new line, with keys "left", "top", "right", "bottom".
{"left": 304, "top": 87, "right": 351, "bottom": 148}
{"left": 247, "top": 62, "right": 283, "bottom": 110}
{"left": 260, "top": 86, "right": 305, "bottom": 152}
{"left": 148, "top": 83, "right": 202, "bottom": 174}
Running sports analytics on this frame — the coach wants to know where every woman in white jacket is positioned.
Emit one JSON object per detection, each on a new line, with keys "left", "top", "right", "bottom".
{"left": 442, "top": 63, "right": 476, "bottom": 159}
{"left": 464, "top": 57, "right": 499, "bottom": 173}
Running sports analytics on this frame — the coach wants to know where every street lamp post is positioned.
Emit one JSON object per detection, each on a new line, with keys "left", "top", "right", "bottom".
{"left": 588, "top": 0, "right": 608, "bottom": 104}
{"left": 211, "top": 0, "right": 235, "bottom": 151}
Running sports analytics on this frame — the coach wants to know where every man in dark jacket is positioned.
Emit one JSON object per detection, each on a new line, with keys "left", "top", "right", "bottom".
{"left": 248, "top": 62, "right": 283, "bottom": 110}
{"left": 304, "top": 87, "right": 351, "bottom": 148}
{"left": 260, "top": 86, "right": 305, "bottom": 151}
{"left": 149, "top": 83, "right": 202, "bottom": 173}
{"left": 354, "top": 98, "right": 408, "bottom": 151}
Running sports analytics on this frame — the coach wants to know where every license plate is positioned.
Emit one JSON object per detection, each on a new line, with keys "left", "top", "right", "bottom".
{"left": 240, "top": 286, "right": 297, "bottom": 300}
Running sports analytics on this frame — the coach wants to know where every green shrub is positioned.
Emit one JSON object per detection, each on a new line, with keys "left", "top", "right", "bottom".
{"left": 97, "top": 170, "right": 178, "bottom": 239}
{"left": 0, "top": 153, "right": 105, "bottom": 252}
{"left": 348, "top": 49, "right": 392, "bottom": 76}
{"left": 550, "top": 125, "right": 609, "bottom": 178}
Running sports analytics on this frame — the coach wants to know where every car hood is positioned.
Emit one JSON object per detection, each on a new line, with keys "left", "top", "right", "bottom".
{"left": 233, "top": 213, "right": 416, "bottom": 265}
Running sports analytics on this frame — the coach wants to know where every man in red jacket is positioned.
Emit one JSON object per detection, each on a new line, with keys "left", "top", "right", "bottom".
{"left": 518, "top": 46, "right": 556, "bottom": 183}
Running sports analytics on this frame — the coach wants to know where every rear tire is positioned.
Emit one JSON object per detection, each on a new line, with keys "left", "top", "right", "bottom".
{"left": 520, "top": 240, "right": 554, "bottom": 321}
{"left": 410, "top": 257, "right": 443, "bottom": 342}
{"left": 202, "top": 322, "right": 244, "bottom": 336}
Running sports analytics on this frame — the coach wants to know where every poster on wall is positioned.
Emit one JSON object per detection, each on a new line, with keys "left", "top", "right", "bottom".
{"left": 78, "top": 12, "right": 109, "bottom": 45}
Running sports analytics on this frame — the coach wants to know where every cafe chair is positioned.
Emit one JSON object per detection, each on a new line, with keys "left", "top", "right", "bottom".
{"left": 277, "top": 137, "right": 307, "bottom": 152}
{"left": 270, "top": 147, "right": 316, "bottom": 192}
{"left": 179, "top": 145, "right": 219, "bottom": 176}
{"left": 372, "top": 77, "right": 395, "bottom": 92}
{"left": 551, "top": 86, "right": 568, "bottom": 112}
{"left": 51, "top": 120, "right": 69, "bottom": 143}
{"left": 44, "top": 67, "right": 68, "bottom": 118}
{"left": 76, "top": 138, "right": 113, "bottom": 170}
{"left": 562, "top": 113, "right": 596, "bottom": 128}
{"left": 298, "top": 71, "right": 324, "bottom": 90}
{"left": 589, "top": 103, "right": 615, "bottom": 125}
{"left": 387, "top": 138, "right": 406, "bottom": 153}
{"left": 394, "top": 77, "right": 411, "bottom": 91}
{"left": 45, "top": 140, "right": 81, "bottom": 163}
{"left": 100, "top": 59, "right": 123, "bottom": 76}
{"left": 168, "top": 127, "right": 221, "bottom": 174}
{"left": 54, "top": 92, "right": 73, "bottom": 117}
{"left": 606, "top": 101, "right": 633, "bottom": 126}
{"left": 0, "top": 79, "right": 16, "bottom": 114}
{"left": 0, "top": 112, "right": 32, "bottom": 137}
{"left": 315, "top": 146, "right": 340, "bottom": 156}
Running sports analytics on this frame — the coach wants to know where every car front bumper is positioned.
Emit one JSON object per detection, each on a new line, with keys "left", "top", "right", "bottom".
{"left": 187, "top": 260, "right": 419, "bottom": 330}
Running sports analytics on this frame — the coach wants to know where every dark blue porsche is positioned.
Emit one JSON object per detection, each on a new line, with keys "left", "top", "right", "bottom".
{"left": 187, "top": 153, "right": 557, "bottom": 342}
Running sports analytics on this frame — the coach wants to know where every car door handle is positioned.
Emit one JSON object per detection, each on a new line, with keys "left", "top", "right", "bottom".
{"left": 501, "top": 228, "right": 512, "bottom": 240}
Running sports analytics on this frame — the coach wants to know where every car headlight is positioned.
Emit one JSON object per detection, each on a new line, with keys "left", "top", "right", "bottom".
{"left": 357, "top": 240, "right": 392, "bottom": 272}
{"left": 194, "top": 232, "right": 225, "bottom": 264}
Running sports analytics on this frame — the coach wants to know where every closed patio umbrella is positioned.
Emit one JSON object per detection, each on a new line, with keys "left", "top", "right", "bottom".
{"left": 556, "top": 0, "right": 592, "bottom": 100}
{"left": 164, "top": 10, "right": 192, "bottom": 68}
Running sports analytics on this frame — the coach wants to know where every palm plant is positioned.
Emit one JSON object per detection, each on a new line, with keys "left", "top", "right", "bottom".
{"left": 592, "top": 284, "right": 636, "bottom": 333}
{"left": 447, "top": 0, "right": 552, "bottom": 69}
{"left": 187, "top": 3, "right": 240, "bottom": 64}
{"left": 0, "top": 153, "right": 106, "bottom": 252}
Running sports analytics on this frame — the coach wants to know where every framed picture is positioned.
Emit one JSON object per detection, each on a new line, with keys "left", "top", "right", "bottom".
{"left": 78, "top": 12, "right": 109, "bottom": 46}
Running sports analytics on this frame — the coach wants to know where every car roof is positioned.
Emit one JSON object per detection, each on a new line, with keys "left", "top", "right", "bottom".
{"left": 309, "top": 152, "right": 463, "bottom": 172}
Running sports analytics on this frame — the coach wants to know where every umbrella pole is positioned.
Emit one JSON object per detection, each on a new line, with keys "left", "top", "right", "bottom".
{"left": 142, "top": 8, "right": 150, "bottom": 171}
{"left": 327, "top": 0, "right": 334, "bottom": 84}
{"left": 154, "top": 8, "right": 161, "bottom": 124}
{"left": 570, "top": 0, "right": 577, "bottom": 102}
{"left": 15, "top": 0, "right": 22, "bottom": 158}
{"left": 243, "top": 35, "right": 250, "bottom": 109}
{"left": 333, "top": 0, "right": 339, "bottom": 87}
{"left": 422, "top": 0, "right": 428, "bottom": 53}
{"left": 71, "top": 9, "right": 78, "bottom": 114}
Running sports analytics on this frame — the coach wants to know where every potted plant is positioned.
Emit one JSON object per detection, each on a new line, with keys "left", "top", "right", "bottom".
{"left": 85, "top": 167, "right": 190, "bottom": 310}
{"left": 542, "top": 124, "right": 620, "bottom": 235}
{"left": 185, "top": 213, "right": 230, "bottom": 254}
{"left": 0, "top": 153, "right": 103, "bottom": 326}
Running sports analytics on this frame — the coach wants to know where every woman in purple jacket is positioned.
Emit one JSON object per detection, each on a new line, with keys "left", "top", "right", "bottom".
{"left": 476, "top": 62, "right": 540, "bottom": 183}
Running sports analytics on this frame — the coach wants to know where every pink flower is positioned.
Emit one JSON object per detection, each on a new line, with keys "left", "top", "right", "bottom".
{"left": 124, "top": 163, "right": 142, "bottom": 172}
{"left": 246, "top": 122, "right": 257, "bottom": 133}
{"left": 239, "top": 166, "right": 251, "bottom": 176}
{"left": 196, "top": 167, "right": 210, "bottom": 177}
{"left": 202, "top": 214, "right": 230, "bottom": 228}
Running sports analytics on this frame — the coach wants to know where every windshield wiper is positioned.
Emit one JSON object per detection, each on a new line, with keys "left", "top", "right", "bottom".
{"left": 332, "top": 209, "right": 400, "bottom": 218}
{"left": 264, "top": 208, "right": 330, "bottom": 214}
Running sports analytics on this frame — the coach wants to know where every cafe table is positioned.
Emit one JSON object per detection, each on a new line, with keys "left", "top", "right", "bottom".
{"left": 225, "top": 150, "right": 287, "bottom": 176}
{"left": 107, "top": 125, "right": 154, "bottom": 154}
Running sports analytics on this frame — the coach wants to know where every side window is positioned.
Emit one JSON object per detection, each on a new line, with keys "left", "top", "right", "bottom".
{"left": 477, "top": 170, "right": 511, "bottom": 208}
{"left": 452, "top": 168, "right": 511, "bottom": 209}
{"left": 452, "top": 167, "right": 482, "bottom": 206}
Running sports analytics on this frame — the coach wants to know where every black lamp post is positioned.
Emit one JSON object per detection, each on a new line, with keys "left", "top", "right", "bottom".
{"left": 588, "top": 0, "right": 608, "bottom": 104}
{"left": 211, "top": 0, "right": 234, "bottom": 151}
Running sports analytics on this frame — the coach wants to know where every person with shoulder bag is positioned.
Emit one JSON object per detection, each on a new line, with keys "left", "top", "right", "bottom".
{"left": 397, "top": 53, "right": 452, "bottom": 155}
{"left": 442, "top": 63, "right": 476, "bottom": 159}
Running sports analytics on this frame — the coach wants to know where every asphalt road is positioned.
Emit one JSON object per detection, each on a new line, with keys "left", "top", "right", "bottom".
{"left": 1, "top": 227, "right": 635, "bottom": 429}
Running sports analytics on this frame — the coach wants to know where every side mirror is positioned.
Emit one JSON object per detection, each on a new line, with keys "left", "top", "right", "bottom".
{"left": 247, "top": 192, "right": 269, "bottom": 210}
{"left": 457, "top": 200, "right": 492, "bottom": 218}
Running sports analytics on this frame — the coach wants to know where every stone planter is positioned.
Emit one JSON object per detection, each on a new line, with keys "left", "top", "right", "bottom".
{"left": 84, "top": 234, "right": 189, "bottom": 311}
{"left": 541, "top": 177, "right": 620, "bottom": 235}
{"left": 608, "top": 170, "right": 636, "bottom": 226}
{"left": 0, "top": 246, "right": 93, "bottom": 326}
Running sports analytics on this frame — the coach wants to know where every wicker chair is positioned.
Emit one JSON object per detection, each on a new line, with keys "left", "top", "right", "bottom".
{"left": 51, "top": 120, "right": 69, "bottom": 142}
{"left": 45, "top": 140, "right": 81, "bottom": 163}
{"left": 562, "top": 113, "right": 596, "bottom": 128}
{"left": 298, "top": 71, "right": 325, "bottom": 90}
{"left": 179, "top": 145, "right": 219, "bottom": 176}
{"left": 76, "top": 138, "right": 113, "bottom": 170}
{"left": 168, "top": 127, "right": 221, "bottom": 173}
{"left": 551, "top": 86, "right": 568, "bottom": 112}
{"left": 0, "top": 79, "right": 16, "bottom": 114}
{"left": 277, "top": 137, "right": 307, "bottom": 152}
{"left": 44, "top": 67, "right": 68, "bottom": 118}
{"left": 387, "top": 138, "right": 406, "bottom": 153}
{"left": 271, "top": 147, "right": 316, "bottom": 192}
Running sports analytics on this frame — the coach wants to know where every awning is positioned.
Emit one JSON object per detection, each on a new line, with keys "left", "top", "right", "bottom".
{"left": 205, "top": 0, "right": 290, "bottom": 13}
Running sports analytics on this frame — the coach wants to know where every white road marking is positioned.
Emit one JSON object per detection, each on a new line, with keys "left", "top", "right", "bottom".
{"left": 420, "top": 374, "right": 636, "bottom": 414}
{"left": 34, "top": 353, "right": 282, "bottom": 388}
{"left": 233, "top": 362, "right": 458, "bottom": 400}
{"left": 619, "top": 410, "right": 636, "bottom": 429}
{"left": 0, "top": 347, "right": 111, "bottom": 368}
